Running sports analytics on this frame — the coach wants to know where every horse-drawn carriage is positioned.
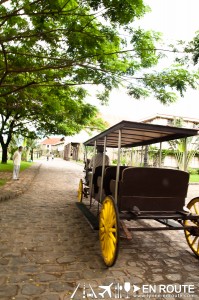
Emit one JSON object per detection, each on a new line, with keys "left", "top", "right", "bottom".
{"left": 77, "top": 121, "right": 199, "bottom": 267}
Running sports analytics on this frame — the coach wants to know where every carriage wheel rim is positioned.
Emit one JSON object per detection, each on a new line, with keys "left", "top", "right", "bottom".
{"left": 78, "top": 179, "right": 83, "bottom": 202}
{"left": 99, "top": 196, "right": 119, "bottom": 267}
{"left": 184, "top": 197, "right": 199, "bottom": 257}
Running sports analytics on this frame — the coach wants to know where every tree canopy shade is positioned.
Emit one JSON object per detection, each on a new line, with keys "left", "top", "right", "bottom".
{"left": 0, "top": 0, "right": 199, "bottom": 162}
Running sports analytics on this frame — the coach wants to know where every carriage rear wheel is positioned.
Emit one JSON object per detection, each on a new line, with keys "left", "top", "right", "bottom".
{"left": 184, "top": 197, "right": 199, "bottom": 257}
{"left": 99, "top": 196, "right": 120, "bottom": 267}
{"left": 77, "top": 179, "right": 83, "bottom": 202}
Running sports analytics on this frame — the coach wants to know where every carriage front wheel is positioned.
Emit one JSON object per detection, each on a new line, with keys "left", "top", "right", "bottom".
{"left": 99, "top": 196, "right": 120, "bottom": 267}
{"left": 77, "top": 179, "right": 83, "bottom": 202}
{"left": 184, "top": 197, "right": 199, "bottom": 257}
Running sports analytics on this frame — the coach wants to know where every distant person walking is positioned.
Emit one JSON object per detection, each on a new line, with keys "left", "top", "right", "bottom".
{"left": 13, "top": 146, "right": 23, "bottom": 180}
{"left": 46, "top": 152, "right": 50, "bottom": 161}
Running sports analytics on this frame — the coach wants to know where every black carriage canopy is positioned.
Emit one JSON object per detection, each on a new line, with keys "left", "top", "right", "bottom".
{"left": 84, "top": 120, "right": 199, "bottom": 148}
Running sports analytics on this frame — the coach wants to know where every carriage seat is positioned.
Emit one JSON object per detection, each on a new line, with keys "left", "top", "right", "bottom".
{"left": 92, "top": 165, "right": 109, "bottom": 195}
{"left": 111, "top": 167, "right": 189, "bottom": 212}
{"left": 97, "top": 166, "right": 128, "bottom": 196}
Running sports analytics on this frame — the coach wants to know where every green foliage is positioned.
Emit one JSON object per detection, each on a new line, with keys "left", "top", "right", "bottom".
{"left": 0, "top": 0, "right": 197, "bottom": 103}
{"left": 140, "top": 68, "right": 198, "bottom": 104}
{"left": 112, "top": 158, "right": 126, "bottom": 165}
{"left": 130, "top": 29, "right": 161, "bottom": 68}
{"left": 127, "top": 86, "right": 149, "bottom": 99}
{"left": 0, "top": 178, "right": 7, "bottom": 186}
{"left": 188, "top": 168, "right": 199, "bottom": 175}
{"left": 0, "top": 0, "right": 199, "bottom": 162}
{"left": 87, "top": 0, "right": 149, "bottom": 25}
{"left": 168, "top": 119, "right": 199, "bottom": 170}
{"left": 186, "top": 31, "right": 199, "bottom": 64}
{"left": 0, "top": 160, "right": 33, "bottom": 171}
{"left": 189, "top": 174, "right": 199, "bottom": 183}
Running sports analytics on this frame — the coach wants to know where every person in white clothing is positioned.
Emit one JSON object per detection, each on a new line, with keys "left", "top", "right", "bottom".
{"left": 13, "top": 146, "right": 23, "bottom": 180}
{"left": 89, "top": 145, "right": 109, "bottom": 171}
{"left": 89, "top": 146, "right": 110, "bottom": 194}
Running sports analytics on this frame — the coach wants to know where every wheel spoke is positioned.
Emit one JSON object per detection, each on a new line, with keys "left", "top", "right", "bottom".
{"left": 100, "top": 226, "right": 105, "bottom": 233}
{"left": 103, "top": 239, "right": 108, "bottom": 252}
{"left": 100, "top": 217, "right": 105, "bottom": 227}
{"left": 100, "top": 231, "right": 105, "bottom": 241}
{"left": 106, "top": 202, "right": 112, "bottom": 219}
{"left": 190, "top": 236, "right": 198, "bottom": 246}
{"left": 193, "top": 204, "right": 199, "bottom": 215}
{"left": 109, "top": 232, "right": 116, "bottom": 244}
{"left": 184, "top": 197, "right": 199, "bottom": 258}
{"left": 108, "top": 238, "right": 115, "bottom": 255}
{"left": 109, "top": 228, "right": 116, "bottom": 233}
{"left": 99, "top": 196, "right": 119, "bottom": 267}
{"left": 110, "top": 217, "right": 116, "bottom": 228}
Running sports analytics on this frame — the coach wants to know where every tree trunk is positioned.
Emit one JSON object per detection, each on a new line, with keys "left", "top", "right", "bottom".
{"left": 1, "top": 144, "right": 8, "bottom": 163}
{"left": 0, "top": 118, "right": 14, "bottom": 164}
{"left": 31, "top": 149, "right": 34, "bottom": 161}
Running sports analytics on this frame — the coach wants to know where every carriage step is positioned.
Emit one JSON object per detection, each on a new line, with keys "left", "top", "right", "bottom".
{"left": 76, "top": 202, "right": 99, "bottom": 230}
{"left": 120, "top": 221, "right": 133, "bottom": 240}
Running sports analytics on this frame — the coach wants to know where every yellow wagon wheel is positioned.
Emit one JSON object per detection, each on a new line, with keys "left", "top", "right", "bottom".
{"left": 99, "top": 196, "right": 120, "bottom": 267}
{"left": 77, "top": 179, "right": 83, "bottom": 202}
{"left": 184, "top": 197, "right": 199, "bottom": 257}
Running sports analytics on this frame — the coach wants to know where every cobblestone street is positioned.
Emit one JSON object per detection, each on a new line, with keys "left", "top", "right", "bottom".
{"left": 0, "top": 159, "right": 198, "bottom": 300}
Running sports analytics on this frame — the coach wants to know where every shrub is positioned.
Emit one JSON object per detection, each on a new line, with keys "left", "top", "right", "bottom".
{"left": 188, "top": 168, "right": 198, "bottom": 175}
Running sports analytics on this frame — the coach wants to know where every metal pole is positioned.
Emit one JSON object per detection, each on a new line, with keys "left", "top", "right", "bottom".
{"left": 89, "top": 141, "right": 97, "bottom": 206}
{"left": 159, "top": 142, "right": 162, "bottom": 167}
{"left": 144, "top": 145, "right": 148, "bottom": 167}
{"left": 99, "top": 137, "right": 107, "bottom": 203}
{"left": 130, "top": 148, "right": 133, "bottom": 166}
{"left": 183, "top": 138, "right": 187, "bottom": 171}
{"left": 84, "top": 145, "right": 87, "bottom": 165}
{"left": 140, "top": 146, "right": 143, "bottom": 166}
{"left": 84, "top": 145, "right": 89, "bottom": 185}
{"left": 115, "top": 129, "right": 121, "bottom": 203}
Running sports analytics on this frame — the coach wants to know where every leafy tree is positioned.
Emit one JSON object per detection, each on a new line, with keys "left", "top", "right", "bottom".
{"left": 186, "top": 32, "right": 199, "bottom": 65}
{"left": 0, "top": 86, "right": 105, "bottom": 162}
{"left": 0, "top": 0, "right": 198, "bottom": 163}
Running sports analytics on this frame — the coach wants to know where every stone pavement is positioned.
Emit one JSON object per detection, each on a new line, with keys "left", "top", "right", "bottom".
{"left": 0, "top": 159, "right": 198, "bottom": 300}
{"left": 0, "top": 163, "right": 41, "bottom": 202}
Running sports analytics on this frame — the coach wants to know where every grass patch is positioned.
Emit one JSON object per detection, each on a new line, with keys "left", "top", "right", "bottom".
{"left": 189, "top": 174, "right": 199, "bottom": 183}
{"left": 20, "top": 161, "right": 34, "bottom": 171}
{"left": 0, "top": 178, "right": 7, "bottom": 186}
{"left": 0, "top": 160, "right": 33, "bottom": 172}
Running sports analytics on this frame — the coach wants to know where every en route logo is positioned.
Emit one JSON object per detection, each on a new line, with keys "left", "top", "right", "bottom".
{"left": 67, "top": 282, "right": 195, "bottom": 299}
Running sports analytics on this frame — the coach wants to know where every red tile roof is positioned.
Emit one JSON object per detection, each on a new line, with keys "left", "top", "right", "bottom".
{"left": 41, "top": 138, "right": 64, "bottom": 145}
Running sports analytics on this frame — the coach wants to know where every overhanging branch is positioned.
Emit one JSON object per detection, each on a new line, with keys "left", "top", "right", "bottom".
{"left": 0, "top": 81, "right": 36, "bottom": 97}
{"left": 0, "top": 43, "right": 8, "bottom": 85}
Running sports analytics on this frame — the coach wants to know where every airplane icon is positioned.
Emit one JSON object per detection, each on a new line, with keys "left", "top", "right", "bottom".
{"left": 98, "top": 283, "right": 113, "bottom": 298}
{"left": 132, "top": 285, "right": 140, "bottom": 292}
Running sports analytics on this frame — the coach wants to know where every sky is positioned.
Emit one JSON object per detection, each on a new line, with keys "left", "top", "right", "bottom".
{"left": 86, "top": 0, "right": 199, "bottom": 124}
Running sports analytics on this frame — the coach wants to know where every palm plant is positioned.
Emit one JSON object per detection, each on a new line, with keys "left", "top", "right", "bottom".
{"left": 168, "top": 118, "right": 199, "bottom": 170}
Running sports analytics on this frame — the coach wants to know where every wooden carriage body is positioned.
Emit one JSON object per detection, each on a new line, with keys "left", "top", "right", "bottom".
{"left": 77, "top": 120, "right": 199, "bottom": 266}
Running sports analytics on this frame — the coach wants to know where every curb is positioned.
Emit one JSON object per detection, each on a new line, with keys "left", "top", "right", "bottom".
{"left": 0, "top": 162, "right": 42, "bottom": 202}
